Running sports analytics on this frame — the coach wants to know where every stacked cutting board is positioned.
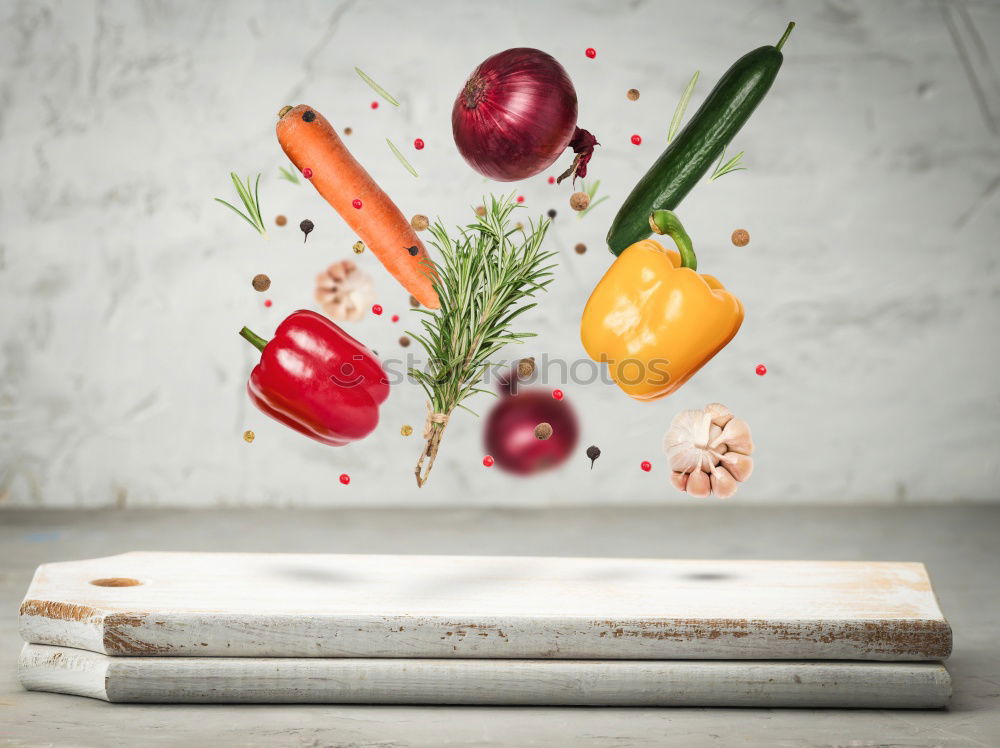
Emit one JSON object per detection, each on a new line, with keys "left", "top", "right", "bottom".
{"left": 18, "top": 553, "right": 952, "bottom": 707}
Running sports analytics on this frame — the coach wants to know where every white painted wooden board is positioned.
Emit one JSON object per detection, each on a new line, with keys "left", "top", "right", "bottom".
{"left": 18, "top": 644, "right": 951, "bottom": 708}
{"left": 19, "top": 553, "right": 952, "bottom": 660}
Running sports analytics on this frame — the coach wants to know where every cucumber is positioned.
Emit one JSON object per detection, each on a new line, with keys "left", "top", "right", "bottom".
{"left": 606, "top": 22, "right": 794, "bottom": 255}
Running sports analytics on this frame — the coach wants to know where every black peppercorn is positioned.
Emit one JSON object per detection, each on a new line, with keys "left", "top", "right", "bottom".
{"left": 300, "top": 219, "right": 314, "bottom": 242}
{"left": 547, "top": 209, "right": 557, "bottom": 219}
{"left": 586, "top": 445, "right": 601, "bottom": 469}
{"left": 302, "top": 110, "right": 316, "bottom": 122}
{"left": 406, "top": 245, "right": 419, "bottom": 256}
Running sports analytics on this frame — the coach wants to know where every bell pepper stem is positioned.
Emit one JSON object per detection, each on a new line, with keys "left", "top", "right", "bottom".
{"left": 649, "top": 210, "right": 697, "bottom": 270}
{"left": 239, "top": 326, "right": 269, "bottom": 353}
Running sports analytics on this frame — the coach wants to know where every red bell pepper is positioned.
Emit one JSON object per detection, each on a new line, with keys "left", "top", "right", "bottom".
{"left": 239, "top": 310, "right": 389, "bottom": 446}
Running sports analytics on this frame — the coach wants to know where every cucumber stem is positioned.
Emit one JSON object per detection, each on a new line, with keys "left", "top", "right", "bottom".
{"left": 649, "top": 210, "right": 697, "bottom": 271}
{"left": 776, "top": 21, "right": 795, "bottom": 51}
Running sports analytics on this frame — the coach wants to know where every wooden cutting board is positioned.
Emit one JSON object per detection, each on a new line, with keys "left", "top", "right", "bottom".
{"left": 18, "top": 644, "right": 952, "bottom": 708}
{"left": 19, "top": 553, "right": 952, "bottom": 660}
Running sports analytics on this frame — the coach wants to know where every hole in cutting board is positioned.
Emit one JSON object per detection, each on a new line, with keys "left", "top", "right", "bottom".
{"left": 89, "top": 577, "right": 142, "bottom": 587}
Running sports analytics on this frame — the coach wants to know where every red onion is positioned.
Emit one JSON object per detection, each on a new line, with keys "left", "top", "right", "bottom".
{"left": 452, "top": 48, "right": 598, "bottom": 183}
{"left": 483, "top": 370, "right": 579, "bottom": 475}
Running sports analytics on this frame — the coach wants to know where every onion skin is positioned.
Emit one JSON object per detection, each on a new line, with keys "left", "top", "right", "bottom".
{"left": 484, "top": 389, "right": 579, "bottom": 475}
{"left": 452, "top": 48, "right": 580, "bottom": 182}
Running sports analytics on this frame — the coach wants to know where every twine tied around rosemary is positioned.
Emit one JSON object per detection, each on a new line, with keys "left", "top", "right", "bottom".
{"left": 415, "top": 403, "right": 450, "bottom": 487}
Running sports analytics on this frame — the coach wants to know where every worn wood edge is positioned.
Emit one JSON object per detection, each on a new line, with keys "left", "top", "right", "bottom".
{"left": 18, "top": 644, "right": 951, "bottom": 708}
{"left": 19, "top": 559, "right": 172, "bottom": 655}
{"left": 919, "top": 561, "right": 955, "bottom": 658}
{"left": 18, "top": 559, "right": 111, "bottom": 655}
{"left": 18, "top": 644, "right": 111, "bottom": 701}
{"left": 19, "top": 611, "right": 953, "bottom": 661}
{"left": 18, "top": 598, "right": 161, "bottom": 656}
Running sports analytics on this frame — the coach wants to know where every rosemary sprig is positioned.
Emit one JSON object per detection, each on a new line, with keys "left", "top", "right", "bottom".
{"left": 278, "top": 164, "right": 300, "bottom": 185}
{"left": 577, "top": 179, "right": 609, "bottom": 218}
{"left": 669, "top": 70, "right": 699, "bottom": 142}
{"left": 355, "top": 67, "right": 400, "bottom": 106}
{"left": 214, "top": 172, "right": 266, "bottom": 236}
{"left": 409, "top": 195, "right": 555, "bottom": 486}
{"left": 709, "top": 147, "right": 747, "bottom": 181}
{"left": 386, "top": 138, "right": 419, "bottom": 177}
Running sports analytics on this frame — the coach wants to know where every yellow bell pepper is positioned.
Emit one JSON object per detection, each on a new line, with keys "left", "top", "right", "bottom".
{"left": 580, "top": 210, "right": 743, "bottom": 401}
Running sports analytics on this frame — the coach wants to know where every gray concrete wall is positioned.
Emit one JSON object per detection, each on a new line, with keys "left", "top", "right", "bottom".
{"left": 1, "top": 0, "right": 998, "bottom": 507}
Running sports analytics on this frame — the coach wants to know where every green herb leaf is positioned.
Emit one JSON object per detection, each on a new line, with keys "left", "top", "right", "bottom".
{"left": 709, "top": 148, "right": 747, "bottom": 181}
{"left": 214, "top": 198, "right": 262, "bottom": 233}
{"left": 386, "top": 138, "right": 419, "bottom": 177}
{"left": 214, "top": 172, "right": 267, "bottom": 237}
{"left": 668, "top": 70, "right": 699, "bottom": 142}
{"left": 278, "top": 165, "right": 300, "bottom": 185}
{"left": 577, "top": 180, "right": 609, "bottom": 219}
{"left": 578, "top": 196, "right": 609, "bottom": 219}
{"left": 355, "top": 67, "right": 400, "bottom": 107}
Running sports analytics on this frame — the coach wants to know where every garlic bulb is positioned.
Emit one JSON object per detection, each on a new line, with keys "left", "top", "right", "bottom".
{"left": 315, "top": 260, "right": 375, "bottom": 322}
{"left": 664, "top": 402, "right": 754, "bottom": 499}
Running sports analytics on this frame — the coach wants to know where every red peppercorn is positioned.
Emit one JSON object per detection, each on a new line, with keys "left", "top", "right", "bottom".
{"left": 339, "top": 473, "right": 351, "bottom": 485}
{"left": 585, "top": 48, "right": 597, "bottom": 59}
{"left": 552, "top": 389, "right": 564, "bottom": 400}
{"left": 756, "top": 364, "right": 767, "bottom": 376}
{"left": 516, "top": 195, "right": 525, "bottom": 203}
{"left": 641, "top": 461, "right": 652, "bottom": 472}
{"left": 264, "top": 299, "right": 272, "bottom": 308}
{"left": 413, "top": 138, "right": 425, "bottom": 150}
{"left": 302, "top": 167, "right": 313, "bottom": 179}
{"left": 391, "top": 314, "right": 400, "bottom": 323}
{"left": 547, "top": 176, "right": 556, "bottom": 184}
{"left": 370, "top": 101, "right": 378, "bottom": 110}
{"left": 352, "top": 198, "right": 363, "bottom": 209}
{"left": 372, "top": 304, "right": 383, "bottom": 315}
{"left": 631, "top": 134, "right": 642, "bottom": 145}
{"left": 482, "top": 455, "right": 495, "bottom": 467}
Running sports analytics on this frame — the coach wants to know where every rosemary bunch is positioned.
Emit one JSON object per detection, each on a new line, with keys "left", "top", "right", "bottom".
{"left": 409, "top": 195, "right": 556, "bottom": 487}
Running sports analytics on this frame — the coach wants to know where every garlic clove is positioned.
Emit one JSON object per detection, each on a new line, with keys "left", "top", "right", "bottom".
{"left": 720, "top": 418, "right": 754, "bottom": 455}
{"left": 686, "top": 470, "right": 712, "bottom": 498}
{"left": 710, "top": 466, "right": 738, "bottom": 498}
{"left": 709, "top": 423, "right": 723, "bottom": 444}
{"left": 670, "top": 472, "right": 689, "bottom": 492}
{"left": 706, "top": 402, "right": 733, "bottom": 427}
{"left": 721, "top": 451, "right": 754, "bottom": 482}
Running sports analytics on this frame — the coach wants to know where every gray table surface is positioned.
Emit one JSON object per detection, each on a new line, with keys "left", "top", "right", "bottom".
{"left": 2, "top": 505, "right": 998, "bottom": 747}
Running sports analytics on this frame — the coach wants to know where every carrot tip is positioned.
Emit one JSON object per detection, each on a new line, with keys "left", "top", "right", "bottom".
{"left": 278, "top": 105, "right": 293, "bottom": 119}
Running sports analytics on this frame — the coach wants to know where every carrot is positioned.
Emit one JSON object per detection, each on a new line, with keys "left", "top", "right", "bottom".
{"left": 276, "top": 104, "right": 439, "bottom": 309}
